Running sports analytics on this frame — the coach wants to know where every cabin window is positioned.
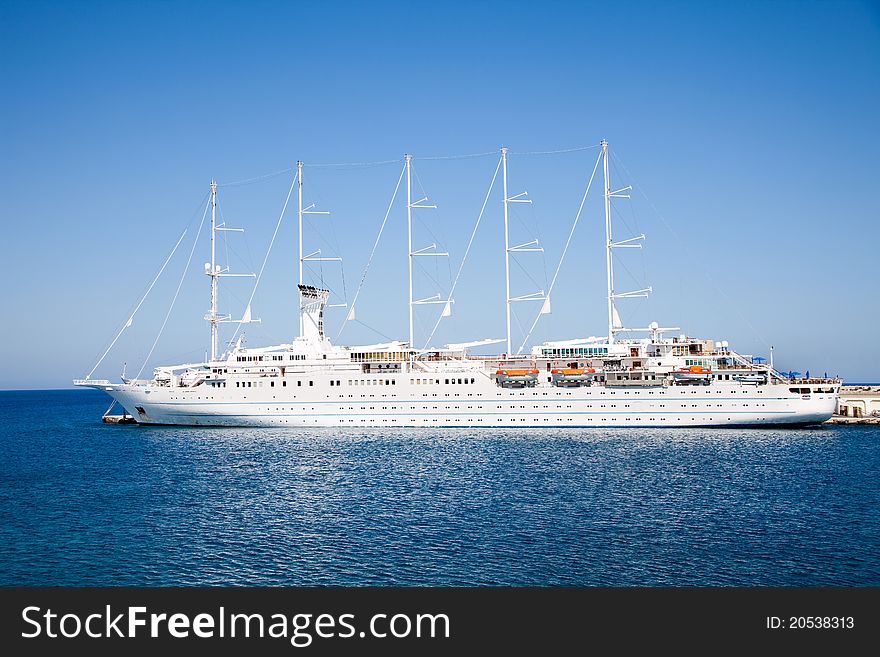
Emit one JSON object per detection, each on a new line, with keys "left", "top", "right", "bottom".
{"left": 283, "top": 381, "right": 287, "bottom": 387}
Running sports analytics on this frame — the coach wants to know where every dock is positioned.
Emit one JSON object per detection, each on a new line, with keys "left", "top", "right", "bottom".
{"left": 827, "top": 385, "right": 880, "bottom": 424}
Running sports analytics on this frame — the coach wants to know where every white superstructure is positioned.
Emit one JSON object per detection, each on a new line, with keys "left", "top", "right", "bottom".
{"left": 75, "top": 142, "right": 840, "bottom": 426}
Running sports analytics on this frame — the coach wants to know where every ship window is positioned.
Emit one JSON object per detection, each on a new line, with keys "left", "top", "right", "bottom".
{"left": 283, "top": 381, "right": 287, "bottom": 387}
{"left": 270, "top": 381, "right": 274, "bottom": 387}
{"left": 330, "top": 381, "right": 334, "bottom": 386}
{"left": 445, "top": 379, "right": 450, "bottom": 384}
{"left": 471, "top": 378, "right": 475, "bottom": 384}
{"left": 247, "top": 382, "right": 251, "bottom": 387}
{"left": 309, "top": 381, "right": 313, "bottom": 386}
{"left": 297, "top": 381, "right": 302, "bottom": 387}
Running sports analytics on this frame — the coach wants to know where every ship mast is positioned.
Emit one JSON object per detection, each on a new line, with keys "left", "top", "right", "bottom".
{"left": 602, "top": 139, "right": 645, "bottom": 344}
{"left": 502, "top": 147, "right": 511, "bottom": 354}
{"left": 297, "top": 161, "right": 304, "bottom": 337}
{"left": 501, "top": 147, "right": 541, "bottom": 355}
{"left": 296, "top": 160, "right": 334, "bottom": 338}
{"left": 602, "top": 141, "right": 614, "bottom": 344}
{"left": 406, "top": 154, "right": 414, "bottom": 348}
{"left": 209, "top": 180, "right": 219, "bottom": 360}
{"left": 204, "top": 181, "right": 258, "bottom": 360}
{"left": 404, "top": 153, "right": 443, "bottom": 349}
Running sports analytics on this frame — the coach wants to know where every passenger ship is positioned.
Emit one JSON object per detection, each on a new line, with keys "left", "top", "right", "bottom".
{"left": 75, "top": 142, "right": 840, "bottom": 427}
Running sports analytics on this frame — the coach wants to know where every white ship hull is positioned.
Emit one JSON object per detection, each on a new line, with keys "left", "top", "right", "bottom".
{"left": 95, "top": 380, "right": 837, "bottom": 428}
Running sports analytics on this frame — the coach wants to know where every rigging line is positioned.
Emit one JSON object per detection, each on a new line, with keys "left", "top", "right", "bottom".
{"left": 306, "top": 158, "right": 402, "bottom": 169}
{"left": 228, "top": 169, "right": 299, "bottom": 349}
{"left": 411, "top": 163, "right": 451, "bottom": 254}
{"left": 135, "top": 196, "right": 212, "bottom": 379}
{"left": 218, "top": 166, "right": 296, "bottom": 188}
{"left": 610, "top": 151, "right": 769, "bottom": 346}
{"left": 421, "top": 156, "right": 503, "bottom": 350}
{"left": 517, "top": 149, "right": 603, "bottom": 354}
{"left": 87, "top": 190, "right": 210, "bottom": 364}
{"left": 353, "top": 318, "right": 395, "bottom": 343}
{"left": 510, "top": 253, "right": 545, "bottom": 292}
{"left": 415, "top": 150, "right": 498, "bottom": 161}
{"left": 335, "top": 162, "right": 407, "bottom": 341}
{"left": 85, "top": 228, "right": 190, "bottom": 379}
{"left": 511, "top": 144, "right": 602, "bottom": 156}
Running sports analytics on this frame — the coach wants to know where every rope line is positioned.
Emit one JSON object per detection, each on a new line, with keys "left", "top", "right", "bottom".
{"left": 135, "top": 196, "right": 212, "bottom": 379}
{"left": 511, "top": 144, "right": 602, "bottom": 156}
{"left": 517, "top": 149, "right": 603, "bottom": 353}
{"left": 214, "top": 144, "right": 602, "bottom": 186}
{"left": 611, "top": 151, "right": 769, "bottom": 347}
{"left": 421, "top": 155, "right": 503, "bottom": 349}
{"left": 85, "top": 228, "right": 189, "bottom": 379}
{"left": 335, "top": 162, "right": 407, "bottom": 341}
{"left": 228, "top": 169, "right": 299, "bottom": 349}
{"left": 218, "top": 167, "right": 295, "bottom": 187}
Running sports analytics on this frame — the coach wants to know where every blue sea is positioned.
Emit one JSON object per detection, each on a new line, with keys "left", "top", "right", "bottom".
{"left": 1, "top": 389, "right": 878, "bottom": 586}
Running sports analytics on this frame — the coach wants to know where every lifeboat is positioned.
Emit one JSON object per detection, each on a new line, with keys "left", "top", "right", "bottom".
{"left": 550, "top": 367, "right": 596, "bottom": 387}
{"left": 732, "top": 372, "right": 767, "bottom": 384}
{"left": 495, "top": 368, "right": 539, "bottom": 388}
{"left": 672, "top": 365, "right": 712, "bottom": 385}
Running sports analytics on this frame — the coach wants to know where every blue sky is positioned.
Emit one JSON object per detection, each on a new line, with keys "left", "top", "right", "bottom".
{"left": 1, "top": 0, "right": 878, "bottom": 389}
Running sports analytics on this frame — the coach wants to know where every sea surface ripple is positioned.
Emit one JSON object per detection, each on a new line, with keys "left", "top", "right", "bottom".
{"left": 1, "top": 390, "right": 878, "bottom": 586}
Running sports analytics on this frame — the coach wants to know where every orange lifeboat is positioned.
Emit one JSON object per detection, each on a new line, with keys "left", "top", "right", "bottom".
{"left": 550, "top": 367, "right": 595, "bottom": 387}
{"left": 495, "top": 368, "right": 539, "bottom": 388}
{"left": 672, "top": 365, "right": 712, "bottom": 385}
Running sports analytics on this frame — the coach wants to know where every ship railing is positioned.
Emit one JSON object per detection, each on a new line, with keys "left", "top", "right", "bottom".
{"left": 73, "top": 379, "right": 111, "bottom": 386}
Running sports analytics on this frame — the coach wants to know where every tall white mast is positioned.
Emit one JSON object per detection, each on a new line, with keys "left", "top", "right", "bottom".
{"left": 209, "top": 180, "right": 219, "bottom": 361}
{"left": 296, "top": 161, "right": 334, "bottom": 339}
{"left": 406, "top": 154, "right": 414, "bottom": 348}
{"left": 502, "top": 147, "right": 511, "bottom": 355}
{"left": 404, "top": 154, "right": 442, "bottom": 349}
{"left": 602, "top": 141, "right": 614, "bottom": 344}
{"left": 501, "top": 147, "right": 541, "bottom": 355}
{"left": 204, "top": 181, "right": 258, "bottom": 358}
{"left": 297, "top": 160, "right": 304, "bottom": 337}
{"left": 602, "top": 139, "right": 645, "bottom": 344}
